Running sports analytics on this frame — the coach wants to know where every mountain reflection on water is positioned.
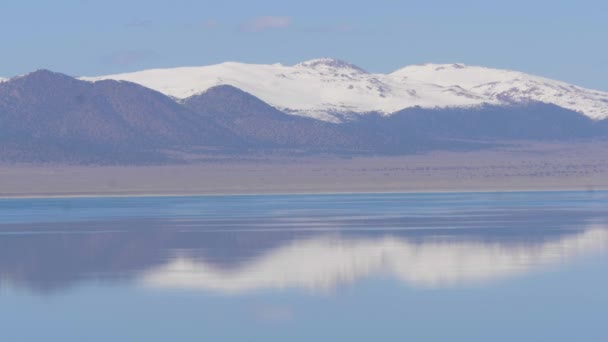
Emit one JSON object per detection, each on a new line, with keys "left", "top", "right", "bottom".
{"left": 141, "top": 226, "right": 608, "bottom": 292}
{"left": 1, "top": 192, "right": 607, "bottom": 294}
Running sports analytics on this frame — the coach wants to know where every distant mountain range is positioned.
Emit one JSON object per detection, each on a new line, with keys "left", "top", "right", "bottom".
{"left": 1, "top": 60, "right": 608, "bottom": 164}
{"left": 83, "top": 58, "right": 608, "bottom": 122}
{"left": 0, "top": 70, "right": 240, "bottom": 163}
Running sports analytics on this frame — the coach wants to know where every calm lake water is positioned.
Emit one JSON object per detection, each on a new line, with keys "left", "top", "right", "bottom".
{"left": 1, "top": 191, "right": 607, "bottom": 341}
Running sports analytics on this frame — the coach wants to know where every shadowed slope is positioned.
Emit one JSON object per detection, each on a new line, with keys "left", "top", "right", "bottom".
{"left": 343, "top": 103, "right": 608, "bottom": 154}
{"left": 1, "top": 70, "right": 607, "bottom": 163}
{"left": 0, "top": 70, "right": 239, "bottom": 163}
{"left": 182, "top": 85, "right": 360, "bottom": 152}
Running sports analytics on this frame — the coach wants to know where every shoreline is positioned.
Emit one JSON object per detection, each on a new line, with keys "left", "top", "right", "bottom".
{"left": 2, "top": 147, "right": 607, "bottom": 200}
{"left": 1, "top": 186, "right": 607, "bottom": 200}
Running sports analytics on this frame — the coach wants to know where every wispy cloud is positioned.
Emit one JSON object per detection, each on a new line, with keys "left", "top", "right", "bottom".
{"left": 300, "top": 23, "right": 356, "bottom": 34}
{"left": 182, "top": 19, "right": 219, "bottom": 31}
{"left": 102, "top": 50, "right": 157, "bottom": 67}
{"left": 332, "top": 24, "right": 355, "bottom": 33}
{"left": 201, "top": 19, "right": 219, "bottom": 30}
{"left": 241, "top": 16, "right": 292, "bottom": 32}
{"left": 125, "top": 19, "right": 154, "bottom": 29}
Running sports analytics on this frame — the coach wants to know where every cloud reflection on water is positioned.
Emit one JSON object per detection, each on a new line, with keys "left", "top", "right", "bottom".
{"left": 141, "top": 224, "right": 608, "bottom": 292}
{"left": 2, "top": 192, "right": 608, "bottom": 294}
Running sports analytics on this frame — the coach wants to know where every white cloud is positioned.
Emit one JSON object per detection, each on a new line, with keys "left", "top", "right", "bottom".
{"left": 241, "top": 16, "right": 292, "bottom": 32}
{"left": 201, "top": 19, "right": 219, "bottom": 29}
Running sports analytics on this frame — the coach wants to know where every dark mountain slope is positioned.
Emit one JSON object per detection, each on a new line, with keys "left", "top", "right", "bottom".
{"left": 182, "top": 85, "right": 361, "bottom": 152}
{"left": 1, "top": 70, "right": 606, "bottom": 164}
{"left": 0, "top": 71, "right": 239, "bottom": 163}
{"left": 343, "top": 103, "right": 608, "bottom": 154}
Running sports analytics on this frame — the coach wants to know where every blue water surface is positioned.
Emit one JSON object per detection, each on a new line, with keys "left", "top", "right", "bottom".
{"left": 0, "top": 191, "right": 607, "bottom": 341}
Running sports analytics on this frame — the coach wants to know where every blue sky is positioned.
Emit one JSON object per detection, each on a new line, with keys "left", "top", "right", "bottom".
{"left": 1, "top": 0, "right": 607, "bottom": 90}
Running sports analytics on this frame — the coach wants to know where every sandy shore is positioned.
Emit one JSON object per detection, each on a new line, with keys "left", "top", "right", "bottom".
{"left": 1, "top": 142, "right": 607, "bottom": 198}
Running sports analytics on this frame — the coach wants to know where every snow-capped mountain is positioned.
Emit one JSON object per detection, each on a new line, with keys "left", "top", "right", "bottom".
{"left": 2, "top": 68, "right": 607, "bottom": 164}
{"left": 391, "top": 63, "right": 608, "bottom": 120}
{"left": 80, "top": 58, "right": 495, "bottom": 122}
{"left": 82, "top": 58, "right": 608, "bottom": 122}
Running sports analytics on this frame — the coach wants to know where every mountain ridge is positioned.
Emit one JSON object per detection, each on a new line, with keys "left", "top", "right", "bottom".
{"left": 1, "top": 68, "right": 607, "bottom": 164}
{"left": 182, "top": 85, "right": 359, "bottom": 151}
{"left": 0, "top": 70, "right": 241, "bottom": 163}
{"left": 81, "top": 58, "right": 608, "bottom": 122}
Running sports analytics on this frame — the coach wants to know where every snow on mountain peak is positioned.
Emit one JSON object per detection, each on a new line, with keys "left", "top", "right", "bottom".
{"left": 390, "top": 63, "right": 608, "bottom": 120}
{"left": 81, "top": 59, "right": 608, "bottom": 122}
{"left": 411, "top": 62, "right": 468, "bottom": 70}
{"left": 295, "top": 58, "right": 368, "bottom": 74}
